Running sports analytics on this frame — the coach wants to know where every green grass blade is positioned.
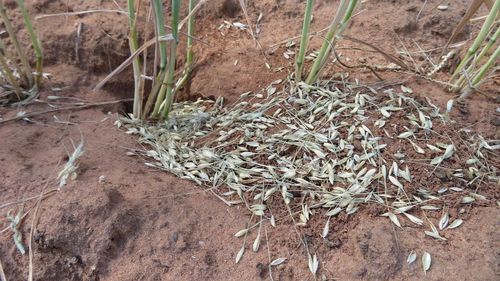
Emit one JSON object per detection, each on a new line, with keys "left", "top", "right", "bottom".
{"left": 295, "top": 0, "right": 314, "bottom": 82}
{"left": 161, "top": 0, "right": 181, "bottom": 119}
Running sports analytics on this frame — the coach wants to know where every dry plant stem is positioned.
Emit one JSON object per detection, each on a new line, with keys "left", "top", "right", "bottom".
{"left": 295, "top": 0, "right": 314, "bottom": 82}
{"left": 443, "top": 0, "right": 488, "bottom": 53}
{"left": 0, "top": 208, "right": 31, "bottom": 236}
{"left": 238, "top": 0, "right": 255, "bottom": 39}
{"left": 17, "top": 0, "right": 43, "bottom": 89}
{"left": 160, "top": 0, "right": 181, "bottom": 119}
{"left": 415, "top": 0, "right": 427, "bottom": 22}
{"left": 269, "top": 26, "right": 329, "bottom": 49}
{"left": 94, "top": 34, "right": 173, "bottom": 91}
{"left": 28, "top": 163, "right": 60, "bottom": 281}
{"left": 0, "top": 99, "right": 133, "bottom": 124}
{"left": 35, "top": 9, "right": 128, "bottom": 20}
{"left": 485, "top": 0, "right": 495, "bottom": 9}
{"left": 0, "top": 1, "right": 32, "bottom": 86}
{"left": 0, "top": 189, "right": 57, "bottom": 210}
{"left": 332, "top": 47, "right": 383, "bottom": 80}
{"left": 264, "top": 227, "right": 275, "bottom": 281}
{"left": 237, "top": 0, "right": 267, "bottom": 59}
{"left": 179, "top": 0, "right": 207, "bottom": 29}
{"left": 127, "top": 0, "right": 144, "bottom": 118}
{"left": 451, "top": 1, "right": 499, "bottom": 81}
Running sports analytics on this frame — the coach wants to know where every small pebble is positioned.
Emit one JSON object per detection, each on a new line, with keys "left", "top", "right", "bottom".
{"left": 98, "top": 175, "right": 106, "bottom": 183}
{"left": 170, "top": 232, "right": 179, "bottom": 243}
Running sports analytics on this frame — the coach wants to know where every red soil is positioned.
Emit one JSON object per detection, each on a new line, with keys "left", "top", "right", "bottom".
{"left": 0, "top": 0, "right": 498, "bottom": 280}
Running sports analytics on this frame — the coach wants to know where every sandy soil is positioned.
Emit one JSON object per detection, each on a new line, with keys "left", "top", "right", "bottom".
{"left": 0, "top": 0, "right": 499, "bottom": 280}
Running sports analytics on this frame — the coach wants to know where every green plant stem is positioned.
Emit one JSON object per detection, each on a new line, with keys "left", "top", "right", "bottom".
{"left": 453, "top": 26, "right": 499, "bottom": 91}
{"left": 295, "top": 0, "right": 314, "bottom": 82}
{"left": 152, "top": 69, "right": 171, "bottom": 117}
{"left": 127, "top": 0, "right": 143, "bottom": 118}
{"left": 474, "top": 26, "right": 499, "bottom": 66}
{"left": 151, "top": 0, "right": 168, "bottom": 71}
{"left": 471, "top": 44, "right": 499, "bottom": 86}
{"left": 0, "top": 1, "right": 32, "bottom": 86}
{"left": 451, "top": 1, "right": 499, "bottom": 80}
{"left": 316, "top": 0, "right": 359, "bottom": 68}
{"left": 140, "top": 2, "right": 152, "bottom": 115}
{"left": 150, "top": 0, "right": 173, "bottom": 117}
{"left": 144, "top": 71, "right": 166, "bottom": 118}
{"left": 0, "top": 50, "right": 23, "bottom": 99}
{"left": 305, "top": 0, "right": 350, "bottom": 84}
{"left": 459, "top": 44, "right": 500, "bottom": 99}
{"left": 175, "top": 0, "right": 195, "bottom": 91}
{"left": 17, "top": 0, "right": 42, "bottom": 89}
{"left": 317, "top": 0, "right": 358, "bottom": 75}
{"left": 186, "top": 0, "right": 195, "bottom": 73}
{"left": 161, "top": 0, "right": 181, "bottom": 119}
{"left": 335, "top": 0, "right": 358, "bottom": 37}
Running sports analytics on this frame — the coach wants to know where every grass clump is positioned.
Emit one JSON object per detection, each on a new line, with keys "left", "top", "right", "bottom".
{"left": 97, "top": 0, "right": 198, "bottom": 121}
{"left": 0, "top": 0, "right": 43, "bottom": 104}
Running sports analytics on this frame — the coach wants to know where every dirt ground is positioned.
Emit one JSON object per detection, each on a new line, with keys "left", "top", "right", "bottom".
{"left": 0, "top": 0, "right": 499, "bottom": 280}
